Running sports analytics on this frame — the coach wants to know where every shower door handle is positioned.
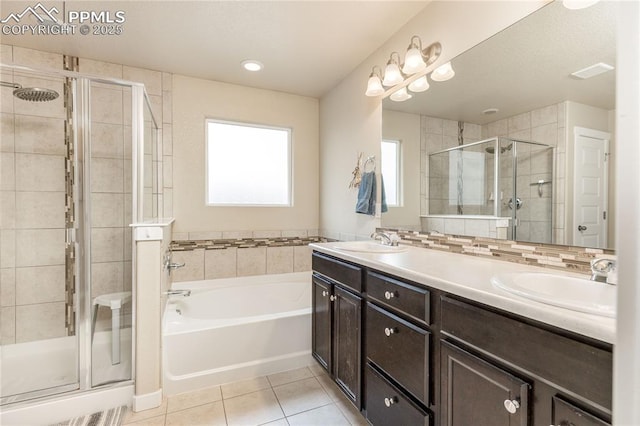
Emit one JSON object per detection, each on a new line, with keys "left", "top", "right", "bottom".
{"left": 508, "top": 197, "right": 523, "bottom": 210}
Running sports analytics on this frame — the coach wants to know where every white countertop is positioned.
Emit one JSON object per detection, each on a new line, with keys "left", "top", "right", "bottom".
{"left": 310, "top": 242, "right": 615, "bottom": 344}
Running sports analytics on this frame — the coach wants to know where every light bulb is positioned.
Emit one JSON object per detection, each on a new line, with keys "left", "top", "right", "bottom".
{"left": 383, "top": 62, "right": 403, "bottom": 87}
{"left": 408, "top": 75, "right": 429, "bottom": 93}
{"left": 431, "top": 62, "right": 455, "bottom": 82}
{"left": 390, "top": 87, "right": 412, "bottom": 102}
{"left": 402, "top": 47, "right": 426, "bottom": 75}
{"left": 365, "top": 74, "right": 384, "bottom": 97}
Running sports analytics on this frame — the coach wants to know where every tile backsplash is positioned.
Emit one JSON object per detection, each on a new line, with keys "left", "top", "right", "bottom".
{"left": 170, "top": 234, "right": 325, "bottom": 282}
{"left": 381, "top": 228, "right": 614, "bottom": 276}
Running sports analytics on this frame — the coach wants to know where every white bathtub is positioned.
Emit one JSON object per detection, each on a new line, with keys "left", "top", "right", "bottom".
{"left": 163, "top": 271, "right": 313, "bottom": 395}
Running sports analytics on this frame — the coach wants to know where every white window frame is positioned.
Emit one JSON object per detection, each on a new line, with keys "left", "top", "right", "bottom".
{"left": 381, "top": 139, "right": 402, "bottom": 207}
{"left": 205, "top": 118, "right": 293, "bottom": 207}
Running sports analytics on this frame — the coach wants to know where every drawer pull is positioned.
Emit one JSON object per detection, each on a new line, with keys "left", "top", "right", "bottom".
{"left": 384, "top": 291, "right": 396, "bottom": 300}
{"left": 322, "top": 290, "right": 328, "bottom": 297}
{"left": 384, "top": 327, "right": 397, "bottom": 337}
{"left": 384, "top": 396, "right": 398, "bottom": 407}
{"left": 503, "top": 399, "right": 520, "bottom": 414}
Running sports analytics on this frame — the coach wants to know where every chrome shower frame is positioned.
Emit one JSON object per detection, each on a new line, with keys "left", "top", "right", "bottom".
{"left": 0, "top": 62, "right": 159, "bottom": 406}
{"left": 427, "top": 137, "right": 555, "bottom": 239}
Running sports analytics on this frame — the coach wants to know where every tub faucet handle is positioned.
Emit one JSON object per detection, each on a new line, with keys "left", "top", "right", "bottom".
{"left": 164, "top": 289, "right": 191, "bottom": 297}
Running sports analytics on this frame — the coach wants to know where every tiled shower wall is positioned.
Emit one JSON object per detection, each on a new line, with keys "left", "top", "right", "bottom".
{"left": 0, "top": 44, "right": 173, "bottom": 342}
{"left": 170, "top": 230, "right": 322, "bottom": 283}
{"left": 481, "top": 103, "right": 565, "bottom": 244}
{"left": 1, "top": 46, "right": 68, "bottom": 344}
{"left": 419, "top": 116, "right": 483, "bottom": 216}
{"left": 420, "top": 103, "right": 565, "bottom": 244}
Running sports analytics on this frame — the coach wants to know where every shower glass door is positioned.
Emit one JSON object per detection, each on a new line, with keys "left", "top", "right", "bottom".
{"left": 501, "top": 139, "right": 554, "bottom": 243}
{"left": 0, "top": 68, "right": 80, "bottom": 404}
{"left": 86, "top": 79, "right": 134, "bottom": 387}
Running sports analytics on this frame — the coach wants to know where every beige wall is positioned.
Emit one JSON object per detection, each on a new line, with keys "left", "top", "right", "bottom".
{"left": 381, "top": 110, "right": 421, "bottom": 229}
{"left": 319, "top": 0, "right": 548, "bottom": 241}
{"left": 172, "top": 75, "right": 319, "bottom": 234}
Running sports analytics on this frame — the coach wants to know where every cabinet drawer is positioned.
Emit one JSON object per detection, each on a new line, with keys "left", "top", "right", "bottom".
{"left": 367, "top": 271, "right": 430, "bottom": 325}
{"left": 441, "top": 296, "right": 612, "bottom": 410}
{"left": 312, "top": 252, "right": 362, "bottom": 292}
{"left": 365, "top": 364, "right": 431, "bottom": 426}
{"left": 366, "top": 302, "right": 430, "bottom": 404}
{"left": 552, "top": 396, "right": 610, "bottom": 426}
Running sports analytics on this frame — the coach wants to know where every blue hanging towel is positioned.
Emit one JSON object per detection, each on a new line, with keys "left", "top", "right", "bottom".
{"left": 355, "top": 171, "right": 376, "bottom": 215}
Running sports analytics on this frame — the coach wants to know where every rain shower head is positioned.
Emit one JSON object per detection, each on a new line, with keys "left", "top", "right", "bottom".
{"left": 0, "top": 81, "right": 60, "bottom": 102}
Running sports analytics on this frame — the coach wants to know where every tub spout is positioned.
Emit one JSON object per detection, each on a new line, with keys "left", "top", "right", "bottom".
{"left": 164, "top": 289, "right": 191, "bottom": 297}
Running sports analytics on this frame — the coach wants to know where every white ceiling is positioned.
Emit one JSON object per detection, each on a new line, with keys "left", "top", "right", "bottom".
{"left": 0, "top": 1, "right": 429, "bottom": 98}
{"left": 384, "top": 0, "right": 616, "bottom": 124}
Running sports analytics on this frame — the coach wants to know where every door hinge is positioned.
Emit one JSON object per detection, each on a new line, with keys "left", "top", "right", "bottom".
{"left": 603, "top": 211, "right": 607, "bottom": 220}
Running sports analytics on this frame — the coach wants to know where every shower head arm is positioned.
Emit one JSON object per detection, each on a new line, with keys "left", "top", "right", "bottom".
{"left": 0, "top": 81, "right": 21, "bottom": 89}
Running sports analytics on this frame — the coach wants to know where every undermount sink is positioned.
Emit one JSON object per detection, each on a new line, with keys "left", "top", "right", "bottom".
{"left": 491, "top": 272, "right": 616, "bottom": 318}
{"left": 332, "top": 241, "right": 408, "bottom": 254}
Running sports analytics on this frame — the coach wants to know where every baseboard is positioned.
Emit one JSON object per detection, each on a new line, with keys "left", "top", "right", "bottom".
{"left": 132, "top": 389, "right": 163, "bottom": 412}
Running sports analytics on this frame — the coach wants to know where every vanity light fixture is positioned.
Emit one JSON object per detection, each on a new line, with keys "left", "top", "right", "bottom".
{"left": 241, "top": 60, "right": 263, "bottom": 72}
{"left": 431, "top": 62, "right": 455, "bottom": 82}
{"left": 408, "top": 75, "right": 429, "bottom": 93}
{"left": 390, "top": 87, "right": 412, "bottom": 102}
{"left": 364, "top": 36, "right": 447, "bottom": 100}
{"left": 365, "top": 66, "right": 385, "bottom": 97}
{"left": 382, "top": 52, "right": 404, "bottom": 87}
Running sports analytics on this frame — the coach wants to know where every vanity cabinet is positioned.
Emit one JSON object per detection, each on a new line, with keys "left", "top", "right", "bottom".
{"left": 440, "top": 340, "right": 530, "bottom": 426}
{"left": 440, "top": 296, "right": 612, "bottom": 426}
{"left": 311, "top": 253, "right": 362, "bottom": 408}
{"left": 310, "top": 250, "right": 613, "bottom": 426}
{"left": 364, "top": 270, "right": 434, "bottom": 425}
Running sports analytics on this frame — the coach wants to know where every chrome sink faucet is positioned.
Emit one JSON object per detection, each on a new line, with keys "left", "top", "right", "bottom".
{"left": 371, "top": 231, "right": 398, "bottom": 246}
{"left": 590, "top": 258, "right": 616, "bottom": 284}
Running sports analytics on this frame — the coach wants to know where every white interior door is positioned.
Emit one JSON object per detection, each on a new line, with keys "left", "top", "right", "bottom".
{"left": 573, "top": 127, "right": 610, "bottom": 248}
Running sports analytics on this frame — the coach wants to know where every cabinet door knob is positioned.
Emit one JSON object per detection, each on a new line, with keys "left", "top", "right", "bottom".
{"left": 330, "top": 295, "right": 336, "bottom": 302}
{"left": 384, "top": 291, "right": 395, "bottom": 300}
{"left": 322, "top": 290, "right": 328, "bottom": 297}
{"left": 384, "top": 396, "right": 397, "bottom": 407}
{"left": 503, "top": 399, "right": 520, "bottom": 414}
{"left": 384, "top": 327, "right": 396, "bottom": 337}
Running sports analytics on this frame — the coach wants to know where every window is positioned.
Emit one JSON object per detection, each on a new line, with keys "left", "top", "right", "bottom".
{"left": 381, "top": 139, "right": 401, "bottom": 207}
{"left": 206, "top": 119, "right": 292, "bottom": 206}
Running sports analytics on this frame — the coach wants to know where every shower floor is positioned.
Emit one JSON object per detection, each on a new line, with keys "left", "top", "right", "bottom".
{"left": 1, "top": 329, "right": 132, "bottom": 404}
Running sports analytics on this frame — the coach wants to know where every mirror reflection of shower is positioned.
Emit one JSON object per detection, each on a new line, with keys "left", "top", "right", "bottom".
{"left": 0, "top": 81, "right": 60, "bottom": 102}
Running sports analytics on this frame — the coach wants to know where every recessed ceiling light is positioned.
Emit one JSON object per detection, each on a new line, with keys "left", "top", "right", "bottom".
{"left": 241, "top": 60, "right": 263, "bottom": 72}
{"left": 483, "top": 108, "right": 499, "bottom": 115}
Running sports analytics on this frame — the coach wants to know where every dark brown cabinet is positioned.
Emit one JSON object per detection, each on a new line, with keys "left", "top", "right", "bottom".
{"left": 311, "top": 274, "right": 332, "bottom": 372}
{"left": 365, "top": 364, "right": 431, "bottom": 426}
{"left": 441, "top": 340, "right": 530, "bottom": 426}
{"left": 311, "top": 253, "right": 362, "bottom": 408}
{"left": 551, "top": 397, "right": 610, "bottom": 426}
{"left": 311, "top": 250, "right": 613, "bottom": 426}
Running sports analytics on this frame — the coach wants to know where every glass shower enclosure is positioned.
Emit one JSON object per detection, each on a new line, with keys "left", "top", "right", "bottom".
{"left": 428, "top": 137, "right": 554, "bottom": 243}
{"left": 0, "top": 63, "right": 159, "bottom": 405}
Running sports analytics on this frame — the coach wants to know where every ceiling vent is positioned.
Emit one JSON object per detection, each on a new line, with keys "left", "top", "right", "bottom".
{"left": 570, "top": 62, "right": 614, "bottom": 79}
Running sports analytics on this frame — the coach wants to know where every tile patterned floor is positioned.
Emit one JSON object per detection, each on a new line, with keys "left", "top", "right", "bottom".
{"left": 122, "top": 365, "right": 368, "bottom": 426}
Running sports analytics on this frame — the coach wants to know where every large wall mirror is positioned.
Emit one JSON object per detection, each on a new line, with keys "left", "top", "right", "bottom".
{"left": 381, "top": 1, "right": 615, "bottom": 250}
